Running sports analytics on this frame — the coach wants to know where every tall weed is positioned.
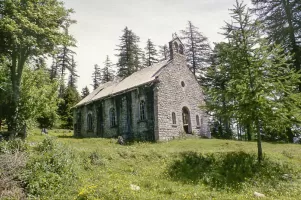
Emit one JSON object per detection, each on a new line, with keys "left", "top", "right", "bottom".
{"left": 22, "top": 137, "right": 78, "bottom": 198}
{"left": 0, "top": 139, "right": 27, "bottom": 199}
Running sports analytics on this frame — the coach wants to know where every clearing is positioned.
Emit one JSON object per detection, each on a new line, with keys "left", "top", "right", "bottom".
{"left": 26, "top": 130, "right": 301, "bottom": 200}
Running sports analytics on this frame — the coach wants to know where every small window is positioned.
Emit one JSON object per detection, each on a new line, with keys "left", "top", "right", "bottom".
{"left": 140, "top": 100, "right": 146, "bottom": 120}
{"left": 181, "top": 81, "right": 185, "bottom": 87}
{"left": 179, "top": 44, "right": 184, "bottom": 54}
{"left": 109, "top": 108, "right": 116, "bottom": 127}
{"left": 174, "top": 42, "right": 179, "bottom": 53}
{"left": 172, "top": 112, "right": 176, "bottom": 124}
{"left": 87, "top": 113, "right": 93, "bottom": 131}
{"left": 196, "top": 115, "right": 200, "bottom": 126}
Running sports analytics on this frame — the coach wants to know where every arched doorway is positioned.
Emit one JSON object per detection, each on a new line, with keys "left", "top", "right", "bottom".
{"left": 182, "top": 107, "right": 191, "bottom": 134}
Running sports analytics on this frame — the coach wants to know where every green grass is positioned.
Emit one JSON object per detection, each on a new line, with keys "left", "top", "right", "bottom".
{"left": 26, "top": 129, "right": 301, "bottom": 199}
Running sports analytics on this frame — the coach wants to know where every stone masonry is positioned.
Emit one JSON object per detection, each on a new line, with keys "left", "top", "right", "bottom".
{"left": 73, "top": 37, "right": 210, "bottom": 141}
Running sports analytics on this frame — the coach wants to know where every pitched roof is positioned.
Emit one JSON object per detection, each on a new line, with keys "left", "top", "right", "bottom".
{"left": 74, "top": 60, "right": 169, "bottom": 107}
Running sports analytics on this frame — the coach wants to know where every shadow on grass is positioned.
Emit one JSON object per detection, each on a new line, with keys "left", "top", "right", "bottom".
{"left": 167, "top": 151, "right": 292, "bottom": 190}
{"left": 57, "top": 135, "right": 78, "bottom": 139}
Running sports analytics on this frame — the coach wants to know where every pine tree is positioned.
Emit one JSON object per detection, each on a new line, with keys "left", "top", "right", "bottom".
{"left": 207, "top": 0, "right": 301, "bottom": 162}
{"left": 204, "top": 42, "right": 233, "bottom": 139}
{"left": 252, "top": 0, "right": 301, "bottom": 91}
{"left": 102, "top": 56, "right": 115, "bottom": 83}
{"left": 81, "top": 86, "right": 90, "bottom": 99}
{"left": 116, "top": 27, "right": 142, "bottom": 78}
{"left": 134, "top": 52, "right": 144, "bottom": 71}
{"left": 57, "top": 23, "right": 76, "bottom": 97}
{"left": 158, "top": 45, "right": 170, "bottom": 60}
{"left": 50, "top": 55, "right": 59, "bottom": 80}
{"left": 91, "top": 64, "right": 101, "bottom": 90}
{"left": 144, "top": 39, "right": 158, "bottom": 66}
{"left": 180, "top": 21, "right": 211, "bottom": 78}
{"left": 58, "top": 85, "right": 80, "bottom": 129}
{"left": 68, "top": 56, "right": 78, "bottom": 89}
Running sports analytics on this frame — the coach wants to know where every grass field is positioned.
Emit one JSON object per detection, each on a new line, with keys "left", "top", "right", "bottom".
{"left": 25, "top": 130, "right": 301, "bottom": 200}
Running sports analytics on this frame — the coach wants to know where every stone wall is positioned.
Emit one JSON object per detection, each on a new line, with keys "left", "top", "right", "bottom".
{"left": 155, "top": 53, "right": 210, "bottom": 141}
{"left": 73, "top": 87, "right": 155, "bottom": 140}
{"left": 73, "top": 49, "right": 210, "bottom": 141}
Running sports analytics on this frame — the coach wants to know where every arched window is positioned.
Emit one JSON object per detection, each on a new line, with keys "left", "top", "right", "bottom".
{"left": 174, "top": 42, "right": 179, "bottom": 53}
{"left": 181, "top": 81, "right": 185, "bottom": 87}
{"left": 172, "top": 112, "right": 176, "bottom": 124}
{"left": 87, "top": 113, "right": 93, "bottom": 131}
{"left": 196, "top": 115, "right": 200, "bottom": 126}
{"left": 109, "top": 108, "right": 116, "bottom": 127}
{"left": 140, "top": 100, "right": 146, "bottom": 120}
{"left": 179, "top": 44, "right": 184, "bottom": 54}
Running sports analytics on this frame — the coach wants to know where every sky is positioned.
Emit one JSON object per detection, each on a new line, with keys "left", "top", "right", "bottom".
{"left": 62, "top": 0, "right": 251, "bottom": 92}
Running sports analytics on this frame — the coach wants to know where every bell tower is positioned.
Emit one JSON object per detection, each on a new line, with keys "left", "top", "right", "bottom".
{"left": 169, "top": 33, "right": 184, "bottom": 60}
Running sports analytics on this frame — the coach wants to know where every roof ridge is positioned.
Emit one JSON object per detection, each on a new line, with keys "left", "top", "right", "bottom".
{"left": 74, "top": 60, "right": 169, "bottom": 107}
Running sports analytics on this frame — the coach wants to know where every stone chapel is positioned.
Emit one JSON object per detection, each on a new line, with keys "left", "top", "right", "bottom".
{"left": 73, "top": 37, "right": 210, "bottom": 141}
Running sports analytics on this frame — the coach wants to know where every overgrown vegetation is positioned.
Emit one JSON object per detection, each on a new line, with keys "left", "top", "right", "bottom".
{"left": 168, "top": 151, "right": 296, "bottom": 190}
{"left": 0, "top": 139, "right": 27, "bottom": 199}
{"left": 22, "top": 138, "right": 79, "bottom": 198}
{"left": 0, "top": 136, "right": 79, "bottom": 199}
{"left": 1, "top": 0, "right": 301, "bottom": 198}
{"left": 1, "top": 131, "right": 298, "bottom": 199}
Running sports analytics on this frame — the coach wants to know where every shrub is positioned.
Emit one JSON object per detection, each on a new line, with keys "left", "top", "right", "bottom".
{"left": 167, "top": 151, "right": 294, "bottom": 190}
{"left": 0, "top": 139, "right": 27, "bottom": 199}
{"left": 0, "top": 138, "right": 28, "bottom": 154}
{"left": 0, "top": 152, "right": 27, "bottom": 199}
{"left": 21, "top": 138, "right": 78, "bottom": 198}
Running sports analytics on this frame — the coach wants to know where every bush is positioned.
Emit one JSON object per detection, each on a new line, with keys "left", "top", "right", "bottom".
{"left": 0, "top": 152, "right": 27, "bottom": 199}
{"left": 167, "top": 151, "right": 294, "bottom": 190}
{"left": 0, "top": 139, "right": 27, "bottom": 199}
{"left": 22, "top": 138, "right": 78, "bottom": 198}
{"left": 0, "top": 138, "right": 28, "bottom": 154}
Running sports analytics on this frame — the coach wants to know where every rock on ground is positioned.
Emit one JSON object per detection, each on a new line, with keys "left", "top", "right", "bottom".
{"left": 130, "top": 184, "right": 140, "bottom": 191}
{"left": 254, "top": 192, "right": 265, "bottom": 198}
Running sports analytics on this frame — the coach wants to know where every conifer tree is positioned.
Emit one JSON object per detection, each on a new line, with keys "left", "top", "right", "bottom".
{"left": 205, "top": 42, "right": 233, "bottom": 139}
{"left": 91, "top": 64, "right": 101, "bottom": 90}
{"left": 158, "top": 45, "right": 170, "bottom": 60}
{"left": 180, "top": 21, "right": 211, "bottom": 78}
{"left": 56, "top": 24, "right": 76, "bottom": 97}
{"left": 50, "top": 55, "right": 59, "bottom": 80}
{"left": 144, "top": 39, "right": 158, "bottom": 66}
{"left": 207, "top": 0, "right": 301, "bottom": 162}
{"left": 68, "top": 56, "right": 78, "bottom": 89}
{"left": 252, "top": 0, "right": 301, "bottom": 91}
{"left": 116, "top": 27, "right": 142, "bottom": 78}
{"left": 81, "top": 86, "right": 90, "bottom": 99}
{"left": 102, "top": 56, "right": 115, "bottom": 83}
{"left": 134, "top": 52, "right": 144, "bottom": 71}
{"left": 58, "top": 85, "right": 80, "bottom": 129}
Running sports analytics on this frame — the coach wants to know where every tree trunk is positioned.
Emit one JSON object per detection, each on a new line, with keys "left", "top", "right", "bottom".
{"left": 8, "top": 71, "right": 20, "bottom": 137}
{"left": 237, "top": 121, "right": 241, "bottom": 140}
{"left": 247, "top": 124, "right": 252, "bottom": 141}
{"left": 7, "top": 48, "right": 27, "bottom": 138}
{"left": 286, "top": 128, "right": 294, "bottom": 143}
{"left": 256, "top": 119, "right": 263, "bottom": 162}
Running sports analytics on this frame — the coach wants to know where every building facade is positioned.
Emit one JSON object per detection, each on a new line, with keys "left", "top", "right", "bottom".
{"left": 73, "top": 37, "right": 210, "bottom": 141}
